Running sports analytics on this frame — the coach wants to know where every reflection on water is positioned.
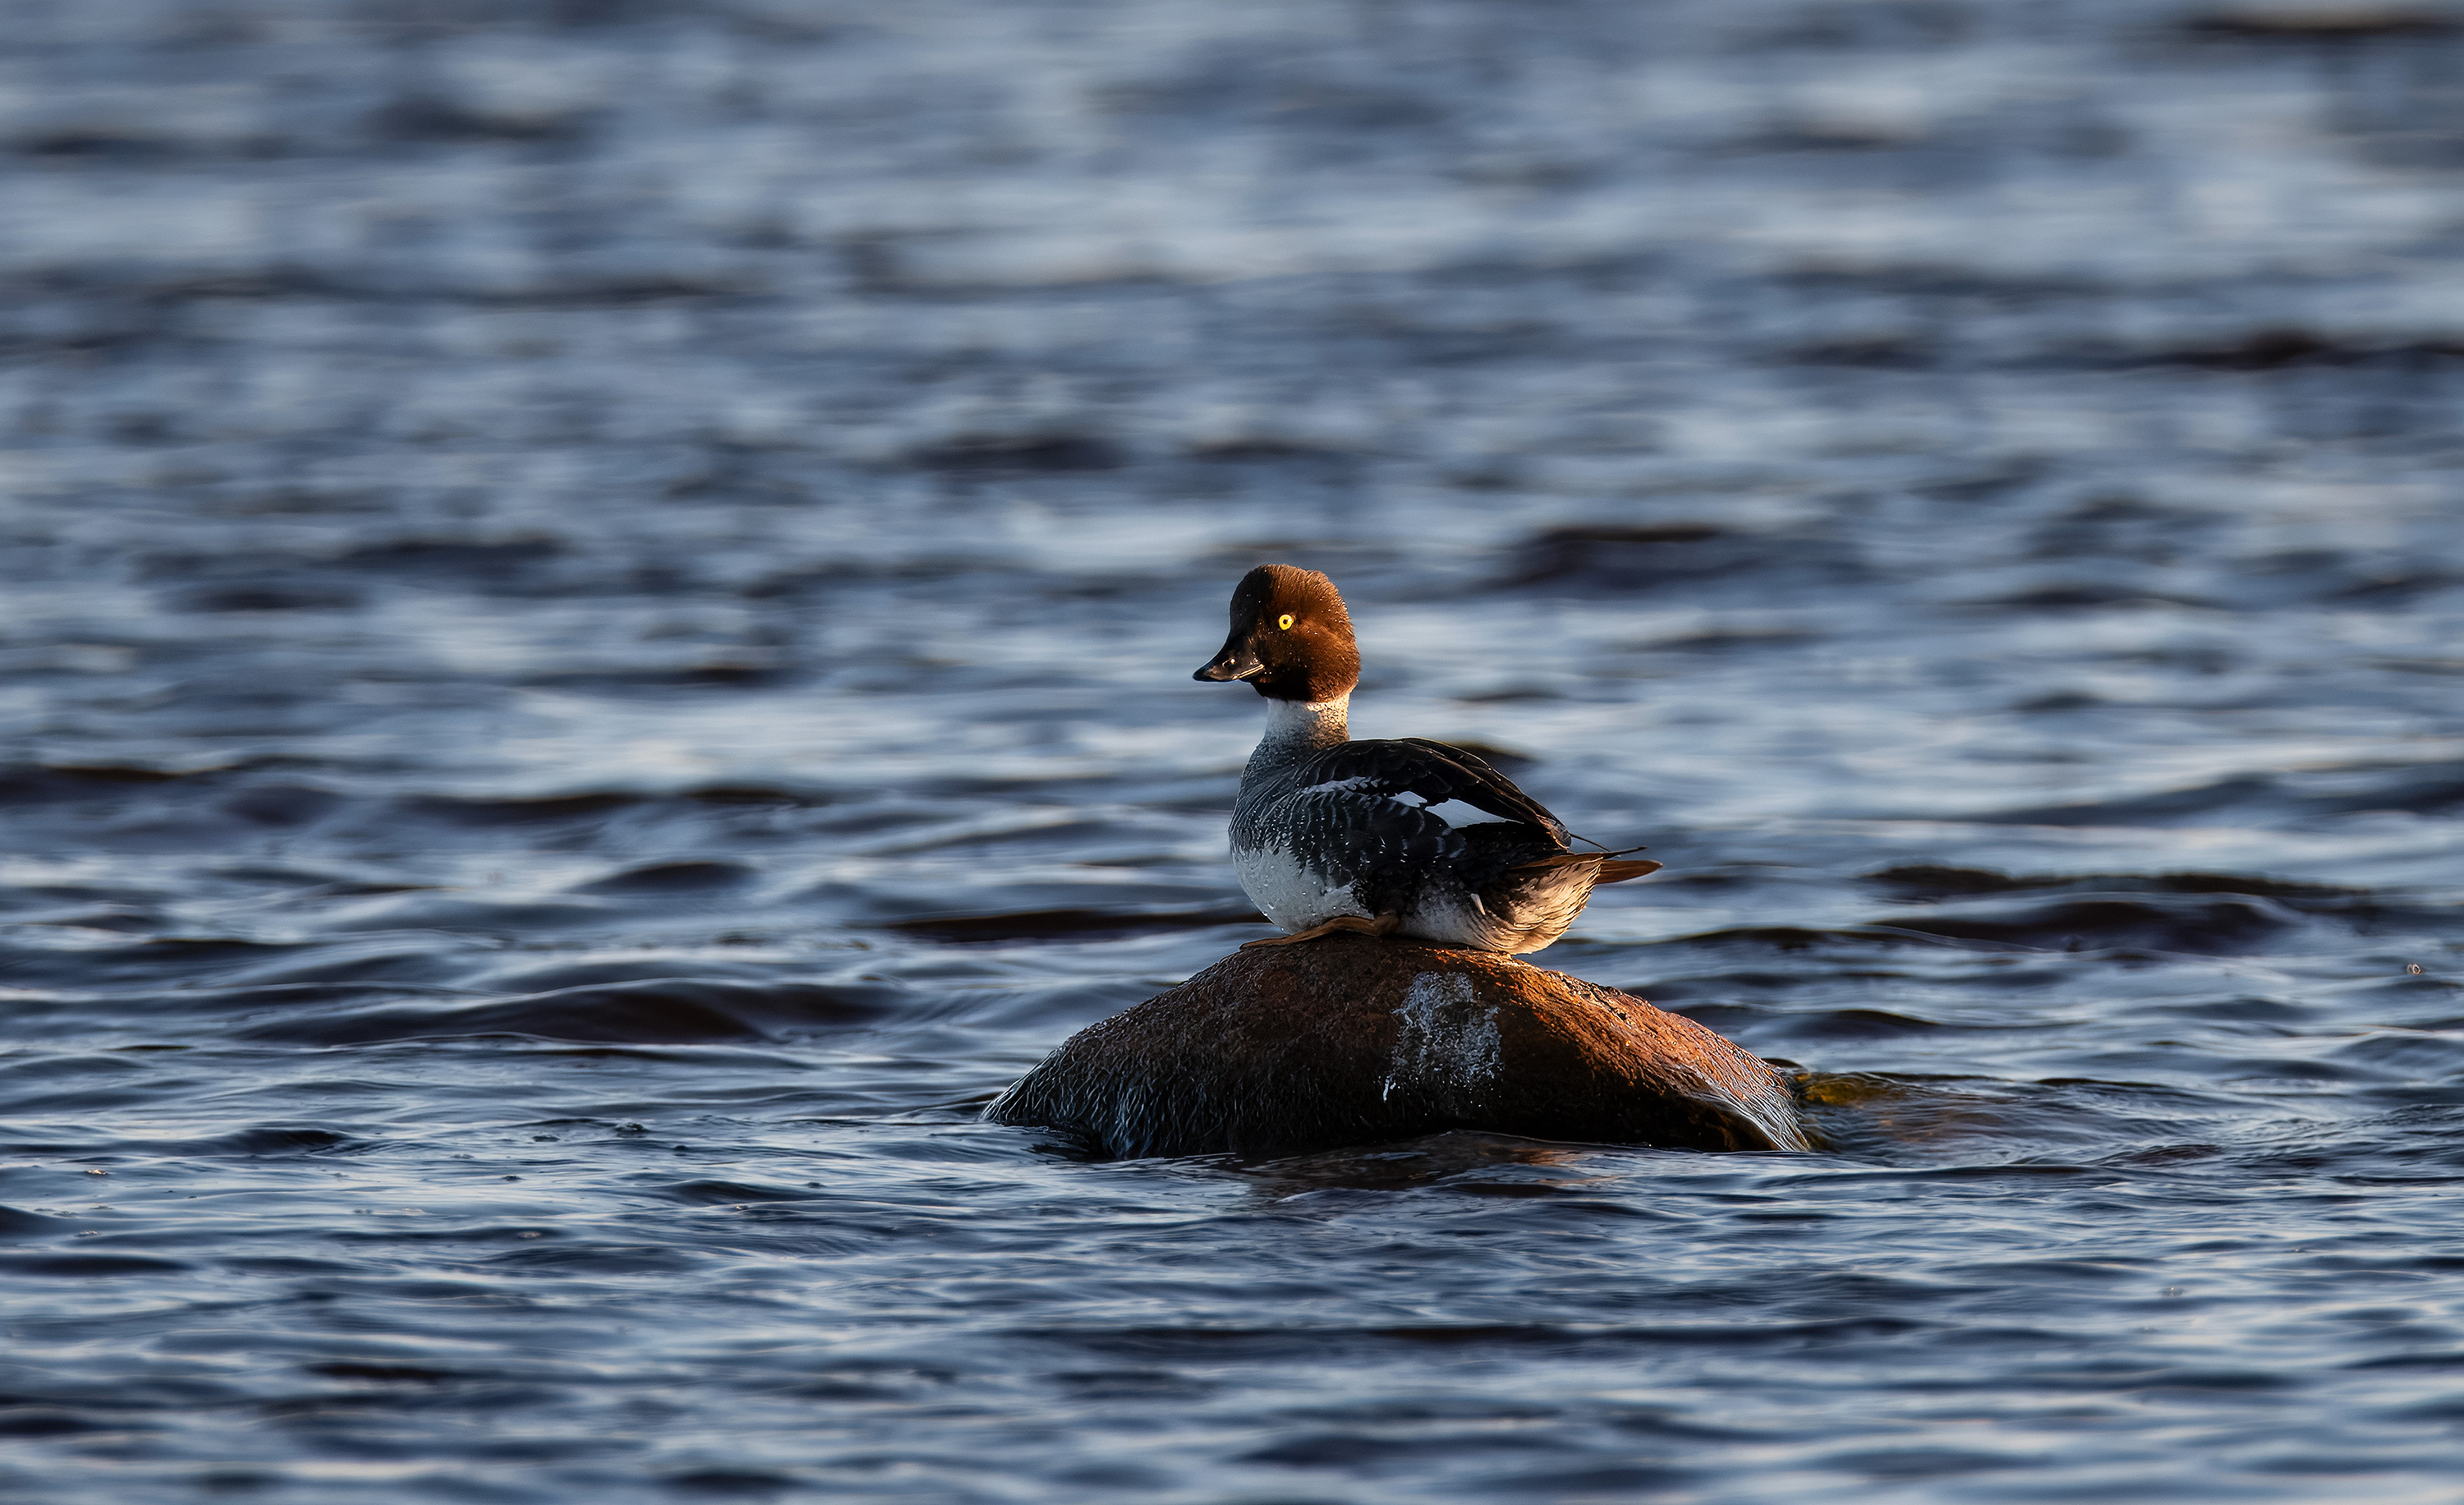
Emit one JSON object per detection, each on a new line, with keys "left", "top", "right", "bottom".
{"left": 3, "top": 0, "right": 2463, "bottom": 1498}
{"left": 1218, "top": 1135, "right": 1623, "bottom": 1199}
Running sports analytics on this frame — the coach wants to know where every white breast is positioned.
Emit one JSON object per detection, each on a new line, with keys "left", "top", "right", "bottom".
{"left": 1232, "top": 840, "right": 1366, "bottom": 933}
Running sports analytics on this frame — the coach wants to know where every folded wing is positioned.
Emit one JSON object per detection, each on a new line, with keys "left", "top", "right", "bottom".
{"left": 1283, "top": 739, "right": 1573, "bottom": 890}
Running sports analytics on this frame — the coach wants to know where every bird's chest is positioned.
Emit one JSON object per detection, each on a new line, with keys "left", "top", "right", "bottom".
{"left": 1230, "top": 835, "right": 1367, "bottom": 930}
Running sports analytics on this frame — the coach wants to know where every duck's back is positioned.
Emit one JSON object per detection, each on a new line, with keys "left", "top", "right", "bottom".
{"left": 1232, "top": 737, "right": 1579, "bottom": 946}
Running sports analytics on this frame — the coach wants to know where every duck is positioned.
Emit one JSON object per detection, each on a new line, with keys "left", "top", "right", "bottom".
{"left": 1194, "top": 564, "right": 1658, "bottom": 955}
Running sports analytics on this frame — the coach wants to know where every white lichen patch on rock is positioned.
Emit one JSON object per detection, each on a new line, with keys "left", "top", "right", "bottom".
{"left": 1385, "top": 970, "right": 1501, "bottom": 1103}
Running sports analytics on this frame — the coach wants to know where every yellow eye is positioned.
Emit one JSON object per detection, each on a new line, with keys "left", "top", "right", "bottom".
{"left": 1277, "top": 613, "right": 1294, "bottom": 630}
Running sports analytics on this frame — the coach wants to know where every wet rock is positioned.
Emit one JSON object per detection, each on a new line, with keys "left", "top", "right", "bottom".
{"left": 984, "top": 935, "right": 1807, "bottom": 1159}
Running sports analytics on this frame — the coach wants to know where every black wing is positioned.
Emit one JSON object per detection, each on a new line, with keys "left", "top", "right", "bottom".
{"left": 1257, "top": 739, "right": 1574, "bottom": 909}
{"left": 1298, "top": 738, "right": 1570, "bottom": 848}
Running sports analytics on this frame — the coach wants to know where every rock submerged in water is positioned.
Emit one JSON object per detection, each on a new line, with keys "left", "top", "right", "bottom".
{"left": 984, "top": 935, "right": 1808, "bottom": 1158}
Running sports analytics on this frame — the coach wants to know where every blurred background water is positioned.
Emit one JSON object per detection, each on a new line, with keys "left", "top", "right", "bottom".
{"left": 3, "top": 1, "right": 2463, "bottom": 1499}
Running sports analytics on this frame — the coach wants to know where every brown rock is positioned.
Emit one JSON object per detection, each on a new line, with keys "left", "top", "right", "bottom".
{"left": 984, "top": 935, "right": 1808, "bottom": 1158}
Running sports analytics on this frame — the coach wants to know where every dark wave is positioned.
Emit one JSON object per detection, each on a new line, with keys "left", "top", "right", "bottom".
{"left": 1502, "top": 523, "right": 1864, "bottom": 594}
{"left": 234, "top": 977, "right": 900, "bottom": 1046}
{"left": 1786, "top": 1008, "right": 1953, "bottom": 1040}
{"left": 1980, "top": 763, "right": 2464, "bottom": 825}
{"left": 1658, "top": 894, "right": 2373, "bottom": 958}
{"left": 0, "top": 1254, "right": 192, "bottom": 1277}
{"left": 0, "top": 1125, "right": 362, "bottom": 1160}
{"left": 2182, "top": 10, "right": 2457, "bottom": 41}
{"left": 1045, "top": 1315, "right": 1928, "bottom": 1363}
{"left": 660, "top": 1180, "right": 821, "bottom": 1205}
{"left": 906, "top": 432, "right": 1125, "bottom": 472}
{"left": 1862, "top": 866, "right": 2365, "bottom": 901}
{"left": 1879, "top": 897, "right": 2298, "bottom": 954}
{"left": 400, "top": 784, "right": 832, "bottom": 826}
{"left": 1857, "top": 868, "right": 2453, "bottom": 950}
{"left": 573, "top": 860, "right": 757, "bottom": 893}
{"left": 0, "top": 762, "right": 226, "bottom": 806}
{"left": 0, "top": 1206, "right": 80, "bottom": 1240}
{"left": 885, "top": 907, "right": 1268, "bottom": 943}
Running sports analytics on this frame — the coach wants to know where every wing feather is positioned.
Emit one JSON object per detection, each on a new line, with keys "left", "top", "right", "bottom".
{"left": 1303, "top": 738, "right": 1569, "bottom": 842}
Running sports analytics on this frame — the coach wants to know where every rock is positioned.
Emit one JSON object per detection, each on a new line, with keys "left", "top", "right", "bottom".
{"left": 984, "top": 935, "right": 1808, "bottom": 1158}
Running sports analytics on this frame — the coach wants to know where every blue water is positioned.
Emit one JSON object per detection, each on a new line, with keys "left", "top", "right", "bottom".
{"left": 3, "top": 1, "right": 2462, "bottom": 1498}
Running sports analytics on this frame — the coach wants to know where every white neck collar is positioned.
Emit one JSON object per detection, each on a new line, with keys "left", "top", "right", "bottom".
{"left": 1262, "top": 693, "right": 1350, "bottom": 749}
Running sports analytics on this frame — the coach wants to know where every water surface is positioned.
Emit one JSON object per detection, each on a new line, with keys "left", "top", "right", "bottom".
{"left": 3, "top": 1, "right": 2462, "bottom": 1499}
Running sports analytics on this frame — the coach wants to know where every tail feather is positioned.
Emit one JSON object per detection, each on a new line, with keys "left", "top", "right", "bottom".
{"left": 1475, "top": 853, "right": 1665, "bottom": 952}
{"left": 1506, "top": 854, "right": 1663, "bottom": 884}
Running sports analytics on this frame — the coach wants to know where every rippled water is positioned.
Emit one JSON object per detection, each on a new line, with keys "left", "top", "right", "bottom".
{"left": 5, "top": 1, "right": 2464, "bottom": 1498}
